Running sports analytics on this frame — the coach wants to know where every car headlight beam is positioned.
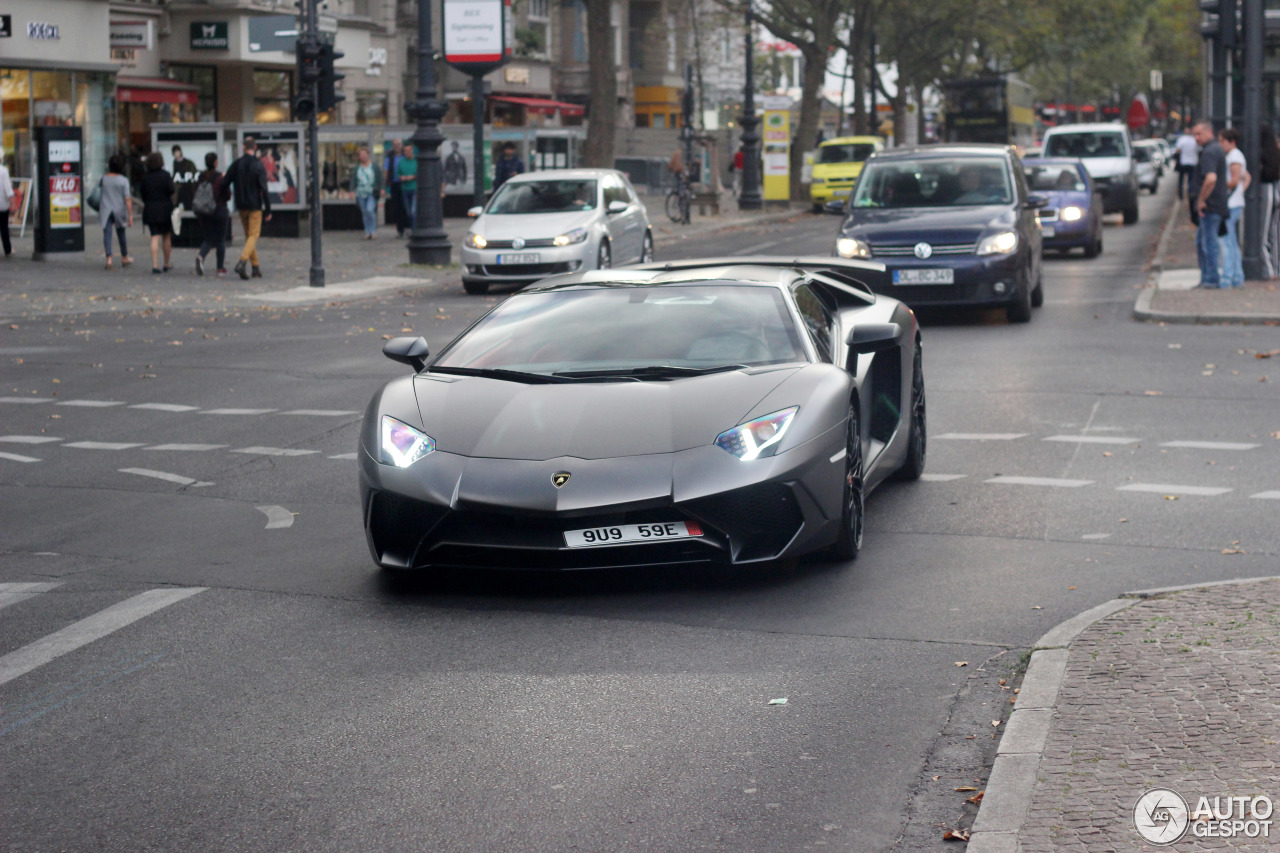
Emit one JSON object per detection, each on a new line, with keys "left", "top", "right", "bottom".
{"left": 836, "top": 237, "right": 871, "bottom": 259}
{"left": 715, "top": 407, "right": 799, "bottom": 461}
{"left": 977, "top": 230, "right": 1019, "bottom": 255}
{"left": 553, "top": 227, "right": 589, "bottom": 247}
{"left": 380, "top": 415, "right": 437, "bottom": 467}
{"left": 1060, "top": 206, "right": 1084, "bottom": 222}
{"left": 466, "top": 233, "right": 488, "bottom": 249}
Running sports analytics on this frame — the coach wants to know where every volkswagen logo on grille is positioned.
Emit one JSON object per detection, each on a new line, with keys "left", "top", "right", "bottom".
{"left": 512, "top": 237, "right": 526, "bottom": 250}
{"left": 913, "top": 242, "right": 933, "bottom": 259}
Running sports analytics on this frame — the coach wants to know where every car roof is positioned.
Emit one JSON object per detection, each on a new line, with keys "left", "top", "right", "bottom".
{"left": 868, "top": 143, "right": 1014, "bottom": 160}
{"left": 1043, "top": 123, "right": 1127, "bottom": 133}
{"left": 1022, "top": 157, "right": 1087, "bottom": 168}
{"left": 505, "top": 168, "right": 623, "bottom": 183}
{"left": 820, "top": 136, "right": 881, "bottom": 146}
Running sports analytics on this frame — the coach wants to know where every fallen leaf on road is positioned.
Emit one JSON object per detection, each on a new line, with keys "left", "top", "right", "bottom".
{"left": 992, "top": 720, "right": 1001, "bottom": 727}
{"left": 1222, "top": 548, "right": 1246, "bottom": 555}
{"left": 1031, "top": 605, "right": 1042, "bottom": 610}
{"left": 932, "top": 776, "right": 941, "bottom": 781}
{"left": 1256, "top": 349, "right": 1280, "bottom": 359}
{"left": 955, "top": 786, "right": 978, "bottom": 792}
{"left": 1164, "top": 495, "right": 1179, "bottom": 501}
{"left": 1067, "top": 586, "right": 1077, "bottom": 590}
{"left": 954, "top": 661, "right": 968, "bottom": 667}
{"left": 966, "top": 792, "right": 985, "bottom": 804}
{"left": 1144, "top": 390, "right": 1163, "bottom": 396}
{"left": 381, "top": 334, "right": 393, "bottom": 340}
{"left": 998, "top": 678, "right": 1007, "bottom": 686}
{"left": 1103, "top": 451, "right": 1113, "bottom": 457}
{"left": 965, "top": 735, "right": 976, "bottom": 740}
{"left": 943, "top": 829, "right": 970, "bottom": 842}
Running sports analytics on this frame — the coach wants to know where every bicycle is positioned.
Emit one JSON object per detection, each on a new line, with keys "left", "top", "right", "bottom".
{"left": 665, "top": 172, "right": 692, "bottom": 225}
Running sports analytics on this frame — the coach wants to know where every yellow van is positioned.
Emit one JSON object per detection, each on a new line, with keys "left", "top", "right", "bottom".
{"left": 809, "top": 136, "right": 884, "bottom": 210}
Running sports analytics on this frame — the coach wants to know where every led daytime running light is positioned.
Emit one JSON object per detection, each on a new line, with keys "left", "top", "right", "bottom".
{"left": 380, "top": 415, "right": 436, "bottom": 467}
{"left": 715, "top": 407, "right": 799, "bottom": 461}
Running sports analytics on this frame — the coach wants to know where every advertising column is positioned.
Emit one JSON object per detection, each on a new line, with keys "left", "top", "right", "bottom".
{"left": 761, "top": 96, "right": 791, "bottom": 203}
{"left": 443, "top": 0, "right": 511, "bottom": 208}
{"left": 34, "top": 126, "right": 85, "bottom": 258}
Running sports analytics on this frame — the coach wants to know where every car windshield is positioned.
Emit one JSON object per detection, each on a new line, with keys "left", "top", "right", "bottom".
{"left": 433, "top": 284, "right": 808, "bottom": 376}
{"left": 487, "top": 179, "right": 598, "bottom": 214}
{"left": 851, "top": 157, "right": 1013, "bottom": 208}
{"left": 1025, "top": 164, "right": 1086, "bottom": 192}
{"left": 818, "top": 143, "right": 877, "bottom": 164}
{"left": 1045, "top": 131, "right": 1127, "bottom": 159}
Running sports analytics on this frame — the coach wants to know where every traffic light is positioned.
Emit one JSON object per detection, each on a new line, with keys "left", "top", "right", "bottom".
{"left": 318, "top": 43, "right": 345, "bottom": 112}
{"left": 293, "top": 37, "right": 323, "bottom": 119}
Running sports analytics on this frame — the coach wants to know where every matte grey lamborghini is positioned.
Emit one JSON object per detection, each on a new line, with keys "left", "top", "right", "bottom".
{"left": 358, "top": 257, "right": 926, "bottom": 571}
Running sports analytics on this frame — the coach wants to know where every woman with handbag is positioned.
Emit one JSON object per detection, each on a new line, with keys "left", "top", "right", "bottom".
{"left": 139, "top": 151, "right": 175, "bottom": 273}
{"left": 99, "top": 154, "right": 134, "bottom": 270}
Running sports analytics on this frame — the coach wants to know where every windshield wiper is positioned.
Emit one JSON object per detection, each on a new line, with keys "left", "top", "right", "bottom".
{"left": 427, "top": 366, "right": 567, "bottom": 384}
{"left": 552, "top": 364, "right": 749, "bottom": 380}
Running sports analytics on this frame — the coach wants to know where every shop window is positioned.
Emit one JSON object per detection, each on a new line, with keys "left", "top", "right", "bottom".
{"left": 32, "top": 71, "right": 74, "bottom": 126}
{"left": 168, "top": 65, "right": 218, "bottom": 122}
{"left": 253, "top": 70, "right": 293, "bottom": 123}
{"left": 356, "top": 91, "right": 389, "bottom": 124}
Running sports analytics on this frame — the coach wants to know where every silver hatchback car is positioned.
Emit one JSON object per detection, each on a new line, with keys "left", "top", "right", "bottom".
{"left": 460, "top": 168, "right": 655, "bottom": 294}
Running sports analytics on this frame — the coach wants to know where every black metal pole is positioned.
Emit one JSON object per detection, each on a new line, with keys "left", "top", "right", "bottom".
{"left": 407, "top": 0, "right": 451, "bottom": 265}
{"left": 305, "top": 0, "right": 324, "bottom": 286}
{"left": 472, "top": 74, "right": 485, "bottom": 210}
{"left": 738, "top": 5, "right": 762, "bottom": 211}
{"left": 1242, "top": 0, "right": 1264, "bottom": 280}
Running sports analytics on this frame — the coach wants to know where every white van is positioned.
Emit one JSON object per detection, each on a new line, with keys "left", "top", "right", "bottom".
{"left": 1041, "top": 123, "right": 1140, "bottom": 224}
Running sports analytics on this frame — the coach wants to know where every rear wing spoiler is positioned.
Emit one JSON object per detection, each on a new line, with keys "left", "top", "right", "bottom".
{"left": 629, "top": 256, "right": 889, "bottom": 301}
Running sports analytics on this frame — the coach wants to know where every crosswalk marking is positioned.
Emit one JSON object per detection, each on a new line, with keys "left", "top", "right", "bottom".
{"left": 0, "top": 397, "right": 51, "bottom": 404}
{"left": 0, "top": 452, "right": 41, "bottom": 463}
{"left": 119, "top": 468, "right": 214, "bottom": 487}
{"left": 231, "top": 447, "right": 319, "bottom": 457}
{"left": 1116, "top": 483, "right": 1232, "bottom": 497}
{"left": 920, "top": 473, "right": 966, "bottom": 482}
{"left": 328, "top": 453, "right": 358, "bottom": 460}
{"left": 1043, "top": 435, "right": 1142, "bottom": 445}
{"left": 0, "top": 436, "right": 63, "bottom": 444}
{"left": 64, "top": 442, "right": 145, "bottom": 451}
{"left": 985, "top": 476, "right": 1095, "bottom": 488}
{"left": 1251, "top": 491, "right": 1280, "bottom": 500}
{"left": 200, "top": 408, "right": 277, "bottom": 415}
{"left": 0, "top": 588, "right": 206, "bottom": 687}
{"left": 1160, "top": 441, "right": 1259, "bottom": 451}
{"left": 257, "top": 506, "right": 296, "bottom": 529}
{"left": 144, "top": 444, "right": 227, "bottom": 452}
{"left": 279, "top": 409, "right": 359, "bottom": 417}
{"left": 57, "top": 400, "right": 125, "bottom": 408}
{"left": 0, "top": 582, "right": 63, "bottom": 611}
{"left": 935, "top": 433, "right": 1029, "bottom": 441}
{"left": 129, "top": 403, "right": 199, "bottom": 412}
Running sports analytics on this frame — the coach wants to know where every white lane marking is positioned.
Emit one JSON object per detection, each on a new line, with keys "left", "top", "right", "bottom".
{"left": 0, "top": 452, "right": 42, "bottom": 463}
{"left": 200, "top": 408, "right": 277, "bottom": 415}
{"left": 1250, "top": 491, "right": 1280, "bottom": 500}
{"left": 256, "top": 506, "right": 296, "bottom": 529}
{"left": 0, "top": 582, "right": 63, "bottom": 611}
{"left": 0, "top": 397, "right": 52, "bottom": 404}
{"left": 1160, "top": 440, "right": 1260, "bottom": 451}
{"left": 57, "top": 400, "right": 125, "bottom": 408}
{"left": 1081, "top": 533, "right": 1112, "bottom": 540}
{"left": 0, "top": 436, "right": 62, "bottom": 444}
{"left": 64, "top": 441, "right": 145, "bottom": 451}
{"left": 119, "top": 468, "right": 214, "bottom": 487}
{"left": 231, "top": 447, "right": 319, "bottom": 457}
{"left": 732, "top": 238, "right": 788, "bottom": 255}
{"left": 829, "top": 448, "right": 847, "bottom": 463}
{"left": 935, "top": 433, "right": 1028, "bottom": 441}
{"left": 129, "top": 403, "right": 199, "bottom": 412}
{"left": 1043, "top": 435, "right": 1142, "bottom": 445}
{"left": 328, "top": 453, "right": 358, "bottom": 460}
{"left": 1116, "top": 483, "right": 1232, "bottom": 496}
{"left": 279, "top": 409, "right": 359, "bottom": 417}
{"left": 985, "top": 475, "right": 1095, "bottom": 488}
{"left": 0, "top": 588, "right": 206, "bottom": 687}
{"left": 144, "top": 444, "right": 227, "bottom": 452}
{"left": 921, "top": 473, "right": 967, "bottom": 482}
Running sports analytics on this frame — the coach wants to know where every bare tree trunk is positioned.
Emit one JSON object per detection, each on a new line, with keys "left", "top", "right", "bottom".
{"left": 790, "top": 41, "right": 830, "bottom": 200}
{"left": 584, "top": 0, "right": 618, "bottom": 168}
{"left": 851, "top": 1, "right": 870, "bottom": 134}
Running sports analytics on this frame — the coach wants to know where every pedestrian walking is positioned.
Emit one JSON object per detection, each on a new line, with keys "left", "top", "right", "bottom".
{"left": 222, "top": 136, "right": 273, "bottom": 280}
{"left": 193, "top": 151, "right": 230, "bottom": 277}
{"left": 1191, "top": 120, "right": 1228, "bottom": 289}
{"left": 353, "top": 146, "right": 382, "bottom": 240}
{"left": 398, "top": 144, "right": 418, "bottom": 230}
{"left": 139, "top": 152, "right": 175, "bottom": 274}
{"left": 98, "top": 153, "right": 133, "bottom": 270}
{"left": 1218, "top": 128, "right": 1250, "bottom": 288}
{"left": 0, "top": 148, "right": 14, "bottom": 258}
{"left": 1259, "top": 124, "right": 1280, "bottom": 279}
{"left": 493, "top": 142, "right": 524, "bottom": 190}
{"left": 1174, "top": 125, "right": 1198, "bottom": 201}
{"left": 384, "top": 139, "right": 407, "bottom": 237}
{"left": 731, "top": 146, "right": 745, "bottom": 197}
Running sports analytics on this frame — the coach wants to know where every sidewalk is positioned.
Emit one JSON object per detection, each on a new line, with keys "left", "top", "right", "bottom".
{"left": 1136, "top": 195, "right": 1280, "bottom": 324}
{"left": 0, "top": 194, "right": 807, "bottom": 320}
{"left": 968, "top": 577, "right": 1280, "bottom": 852}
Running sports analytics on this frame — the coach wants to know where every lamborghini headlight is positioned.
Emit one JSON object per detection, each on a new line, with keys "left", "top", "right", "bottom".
{"left": 836, "top": 237, "right": 872, "bottom": 259}
{"left": 465, "top": 233, "right": 488, "bottom": 249}
{"left": 714, "top": 407, "right": 799, "bottom": 461}
{"left": 553, "top": 227, "right": 589, "bottom": 247}
{"left": 976, "top": 230, "right": 1019, "bottom": 255}
{"left": 380, "top": 415, "right": 436, "bottom": 467}
{"left": 1060, "top": 206, "right": 1084, "bottom": 222}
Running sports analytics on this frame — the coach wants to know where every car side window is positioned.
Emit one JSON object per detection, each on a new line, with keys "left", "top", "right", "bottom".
{"left": 793, "top": 284, "right": 834, "bottom": 362}
{"left": 603, "top": 175, "right": 626, "bottom": 207}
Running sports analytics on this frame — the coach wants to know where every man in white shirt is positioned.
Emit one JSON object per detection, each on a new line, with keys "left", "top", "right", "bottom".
{"left": 1218, "top": 127, "right": 1250, "bottom": 288}
{"left": 1174, "top": 127, "right": 1199, "bottom": 200}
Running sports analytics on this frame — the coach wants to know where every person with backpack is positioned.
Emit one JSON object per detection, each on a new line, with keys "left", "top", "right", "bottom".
{"left": 194, "top": 151, "right": 230, "bottom": 277}
{"left": 222, "top": 136, "right": 272, "bottom": 280}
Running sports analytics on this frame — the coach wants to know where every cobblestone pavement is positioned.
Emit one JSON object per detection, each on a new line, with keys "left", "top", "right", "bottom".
{"left": 1018, "top": 579, "right": 1280, "bottom": 852}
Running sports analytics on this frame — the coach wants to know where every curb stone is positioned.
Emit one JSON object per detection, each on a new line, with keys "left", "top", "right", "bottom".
{"left": 965, "top": 576, "right": 1280, "bottom": 853}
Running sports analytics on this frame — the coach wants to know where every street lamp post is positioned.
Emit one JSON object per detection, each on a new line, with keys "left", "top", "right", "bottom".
{"left": 407, "top": 0, "right": 451, "bottom": 266}
{"left": 738, "top": 5, "right": 762, "bottom": 210}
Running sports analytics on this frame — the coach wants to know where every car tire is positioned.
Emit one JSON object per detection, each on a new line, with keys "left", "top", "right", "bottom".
{"left": 1007, "top": 278, "right": 1033, "bottom": 323}
{"left": 640, "top": 231, "right": 654, "bottom": 264}
{"left": 462, "top": 279, "right": 490, "bottom": 295}
{"left": 1124, "top": 203, "right": 1139, "bottom": 225}
{"left": 1031, "top": 269, "right": 1045, "bottom": 307}
{"left": 597, "top": 240, "right": 611, "bottom": 270}
{"left": 826, "top": 408, "right": 864, "bottom": 561}
{"left": 1084, "top": 232, "right": 1101, "bottom": 258}
{"left": 893, "top": 341, "right": 926, "bottom": 482}
{"left": 812, "top": 203, "right": 823, "bottom": 214}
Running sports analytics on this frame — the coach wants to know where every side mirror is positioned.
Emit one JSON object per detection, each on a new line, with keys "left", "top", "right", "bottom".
{"left": 607, "top": 200, "right": 628, "bottom": 214}
{"left": 846, "top": 323, "right": 902, "bottom": 355}
{"left": 1025, "top": 194, "right": 1049, "bottom": 209}
{"left": 467, "top": 206, "right": 483, "bottom": 218}
{"left": 383, "top": 336, "right": 429, "bottom": 371}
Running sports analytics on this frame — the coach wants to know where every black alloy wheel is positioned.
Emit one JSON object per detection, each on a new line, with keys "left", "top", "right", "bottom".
{"left": 894, "top": 342, "right": 926, "bottom": 481}
{"left": 827, "top": 409, "right": 865, "bottom": 561}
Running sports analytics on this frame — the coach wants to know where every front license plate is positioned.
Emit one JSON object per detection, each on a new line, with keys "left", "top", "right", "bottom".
{"left": 832, "top": 188, "right": 851, "bottom": 196}
{"left": 564, "top": 521, "right": 704, "bottom": 548}
{"left": 497, "top": 253, "right": 540, "bottom": 264}
{"left": 1040, "top": 225, "right": 1056, "bottom": 238}
{"left": 893, "top": 268, "right": 954, "bottom": 285}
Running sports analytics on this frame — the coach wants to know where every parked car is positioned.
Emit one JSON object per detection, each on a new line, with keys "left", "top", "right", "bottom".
{"left": 1041, "top": 122, "right": 1140, "bottom": 224}
{"left": 810, "top": 136, "right": 884, "bottom": 211}
{"left": 1132, "top": 144, "right": 1160, "bottom": 194}
{"left": 460, "top": 169, "right": 654, "bottom": 294}
{"left": 833, "top": 144, "right": 1045, "bottom": 323}
{"left": 1022, "top": 157, "right": 1104, "bottom": 258}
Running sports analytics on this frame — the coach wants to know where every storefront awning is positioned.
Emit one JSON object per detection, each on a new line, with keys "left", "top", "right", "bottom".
{"left": 489, "top": 96, "right": 584, "bottom": 117}
{"left": 117, "top": 76, "right": 199, "bottom": 105}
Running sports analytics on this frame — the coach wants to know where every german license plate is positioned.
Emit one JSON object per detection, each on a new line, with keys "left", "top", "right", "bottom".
{"left": 893, "top": 268, "right": 954, "bottom": 285}
{"left": 497, "top": 253, "right": 540, "bottom": 264}
{"left": 833, "top": 188, "right": 851, "bottom": 197}
{"left": 564, "top": 521, "right": 704, "bottom": 548}
{"left": 1040, "top": 225, "right": 1056, "bottom": 238}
